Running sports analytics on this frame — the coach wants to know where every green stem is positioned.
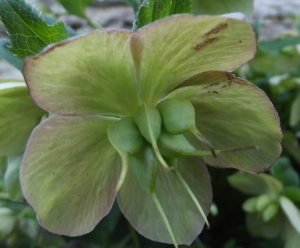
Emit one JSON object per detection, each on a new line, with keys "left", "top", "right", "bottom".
{"left": 115, "top": 154, "right": 129, "bottom": 192}
{"left": 128, "top": 222, "right": 141, "bottom": 248}
{"left": 150, "top": 192, "right": 178, "bottom": 248}
{"left": 190, "top": 127, "right": 216, "bottom": 157}
{"left": 84, "top": 13, "right": 102, "bottom": 29}
{"left": 173, "top": 168, "right": 210, "bottom": 227}
{"left": 152, "top": 141, "right": 173, "bottom": 171}
{"left": 0, "top": 78, "right": 24, "bottom": 83}
{"left": 184, "top": 146, "right": 259, "bottom": 157}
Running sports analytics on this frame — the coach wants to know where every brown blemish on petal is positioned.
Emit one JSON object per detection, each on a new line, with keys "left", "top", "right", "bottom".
{"left": 192, "top": 38, "right": 218, "bottom": 51}
{"left": 205, "top": 23, "right": 228, "bottom": 36}
{"left": 204, "top": 82, "right": 220, "bottom": 89}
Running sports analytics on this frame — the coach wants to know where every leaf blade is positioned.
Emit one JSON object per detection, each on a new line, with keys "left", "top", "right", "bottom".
{"left": 0, "top": 0, "right": 69, "bottom": 57}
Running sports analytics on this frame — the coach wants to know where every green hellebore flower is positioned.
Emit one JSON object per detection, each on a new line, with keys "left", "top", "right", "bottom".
{"left": 20, "top": 14, "right": 282, "bottom": 246}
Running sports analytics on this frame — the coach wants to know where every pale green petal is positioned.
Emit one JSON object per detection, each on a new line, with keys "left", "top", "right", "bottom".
{"left": 0, "top": 86, "right": 46, "bottom": 156}
{"left": 131, "top": 14, "right": 256, "bottom": 105}
{"left": 117, "top": 157, "right": 211, "bottom": 245}
{"left": 20, "top": 115, "right": 120, "bottom": 236}
{"left": 166, "top": 71, "right": 282, "bottom": 173}
{"left": 24, "top": 31, "right": 139, "bottom": 117}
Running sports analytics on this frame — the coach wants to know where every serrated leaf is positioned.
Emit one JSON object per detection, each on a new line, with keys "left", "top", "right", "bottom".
{"left": 191, "top": 0, "right": 254, "bottom": 20}
{"left": 133, "top": 0, "right": 191, "bottom": 31}
{"left": 290, "top": 91, "right": 300, "bottom": 127}
{"left": 0, "top": 0, "right": 69, "bottom": 58}
{"left": 4, "top": 154, "right": 23, "bottom": 201}
{"left": 56, "top": 0, "right": 93, "bottom": 17}
{"left": 0, "top": 38, "right": 23, "bottom": 71}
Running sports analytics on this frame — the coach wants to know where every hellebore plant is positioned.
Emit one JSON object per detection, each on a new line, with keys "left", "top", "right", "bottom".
{"left": 20, "top": 15, "right": 282, "bottom": 247}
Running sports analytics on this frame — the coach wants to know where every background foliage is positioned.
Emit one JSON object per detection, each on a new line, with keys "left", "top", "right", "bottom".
{"left": 0, "top": 0, "right": 299, "bottom": 247}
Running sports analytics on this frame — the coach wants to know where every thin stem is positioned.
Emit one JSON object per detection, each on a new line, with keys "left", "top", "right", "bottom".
{"left": 115, "top": 154, "right": 129, "bottom": 192}
{"left": 190, "top": 127, "right": 217, "bottom": 157}
{"left": 84, "top": 13, "right": 102, "bottom": 29}
{"left": 150, "top": 192, "right": 178, "bottom": 248}
{"left": 0, "top": 78, "right": 24, "bottom": 83}
{"left": 128, "top": 221, "right": 141, "bottom": 248}
{"left": 173, "top": 169, "right": 210, "bottom": 227}
{"left": 185, "top": 146, "right": 259, "bottom": 157}
{"left": 152, "top": 142, "right": 173, "bottom": 171}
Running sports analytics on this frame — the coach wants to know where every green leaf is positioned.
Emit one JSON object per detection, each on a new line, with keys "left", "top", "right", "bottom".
{"left": 283, "top": 218, "right": 300, "bottom": 248}
{"left": 191, "top": 0, "right": 254, "bottom": 20}
{"left": 0, "top": 0, "right": 69, "bottom": 57}
{"left": 282, "top": 132, "right": 300, "bottom": 165}
{"left": 23, "top": 30, "right": 139, "bottom": 117}
{"left": 168, "top": 71, "right": 282, "bottom": 174}
{"left": 0, "top": 84, "right": 46, "bottom": 156}
{"left": 131, "top": 15, "right": 256, "bottom": 106}
{"left": 4, "top": 154, "right": 23, "bottom": 201}
{"left": 118, "top": 156, "right": 212, "bottom": 245}
{"left": 0, "top": 207, "right": 16, "bottom": 236}
{"left": 20, "top": 115, "right": 120, "bottom": 236}
{"left": 256, "top": 194, "right": 274, "bottom": 212}
{"left": 243, "top": 197, "right": 258, "bottom": 213}
{"left": 279, "top": 196, "right": 300, "bottom": 234}
{"left": 271, "top": 157, "right": 299, "bottom": 187}
{"left": 259, "top": 36, "right": 300, "bottom": 54}
{"left": 0, "top": 38, "right": 23, "bottom": 71}
{"left": 290, "top": 91, "right": 300, "bottom": 127}
{"left": 246, "top": 212, "right": 283, "bottom": 239}
{"left": 228, "top": 172, "right": 283, "bottom": 196}
{"left": 56, "top": 0, "right": 93, "bottom": 17}
{"left": 249, "top": 48, "right": 300, "bottom": 75}
{"left": 123, "top": 0, "right": 141, "bottom": 13}
{"left": 133, "top": 0, "right": 191, "bottom": 31}
{"left": 262, "top": 202, "right": 279, "bottom": 222}
{"left": 0, "top": 157, "right": 7, "bottom": 175}
{"left": 284, "top": 187, "right": 300, "bottom": 203}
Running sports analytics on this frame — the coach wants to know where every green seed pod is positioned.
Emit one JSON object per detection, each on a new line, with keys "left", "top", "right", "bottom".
{"left": 108, "top": 117, "right": 144, "bottom": 155}
{"left": 134, "top": 103, "right": 161, "bottom": 143}
{"left": 107, "top": 117, "right": 144, "bottom": 191}
{"left": 134, "top": 103, "right": 172, "bottom": 170}
{"left": 157, "top": 98, "right": 195, "bottom": 134}
{"left": 157, "top": 98, "right": 216, "bottom": 157}
{"left": 256, "top": 194, "right": 274, "bottom": 212}
{"left": 158, "top": 130, "right": 256, "bottom": 158}
{"left": 243, "top": 197, "right": 258, "bottom": 213}
{"left": 158, "top": 130, "right": 197, "bottom": 158}
{"left": 262, "top": 202, "right": 279, "bottom": 222}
